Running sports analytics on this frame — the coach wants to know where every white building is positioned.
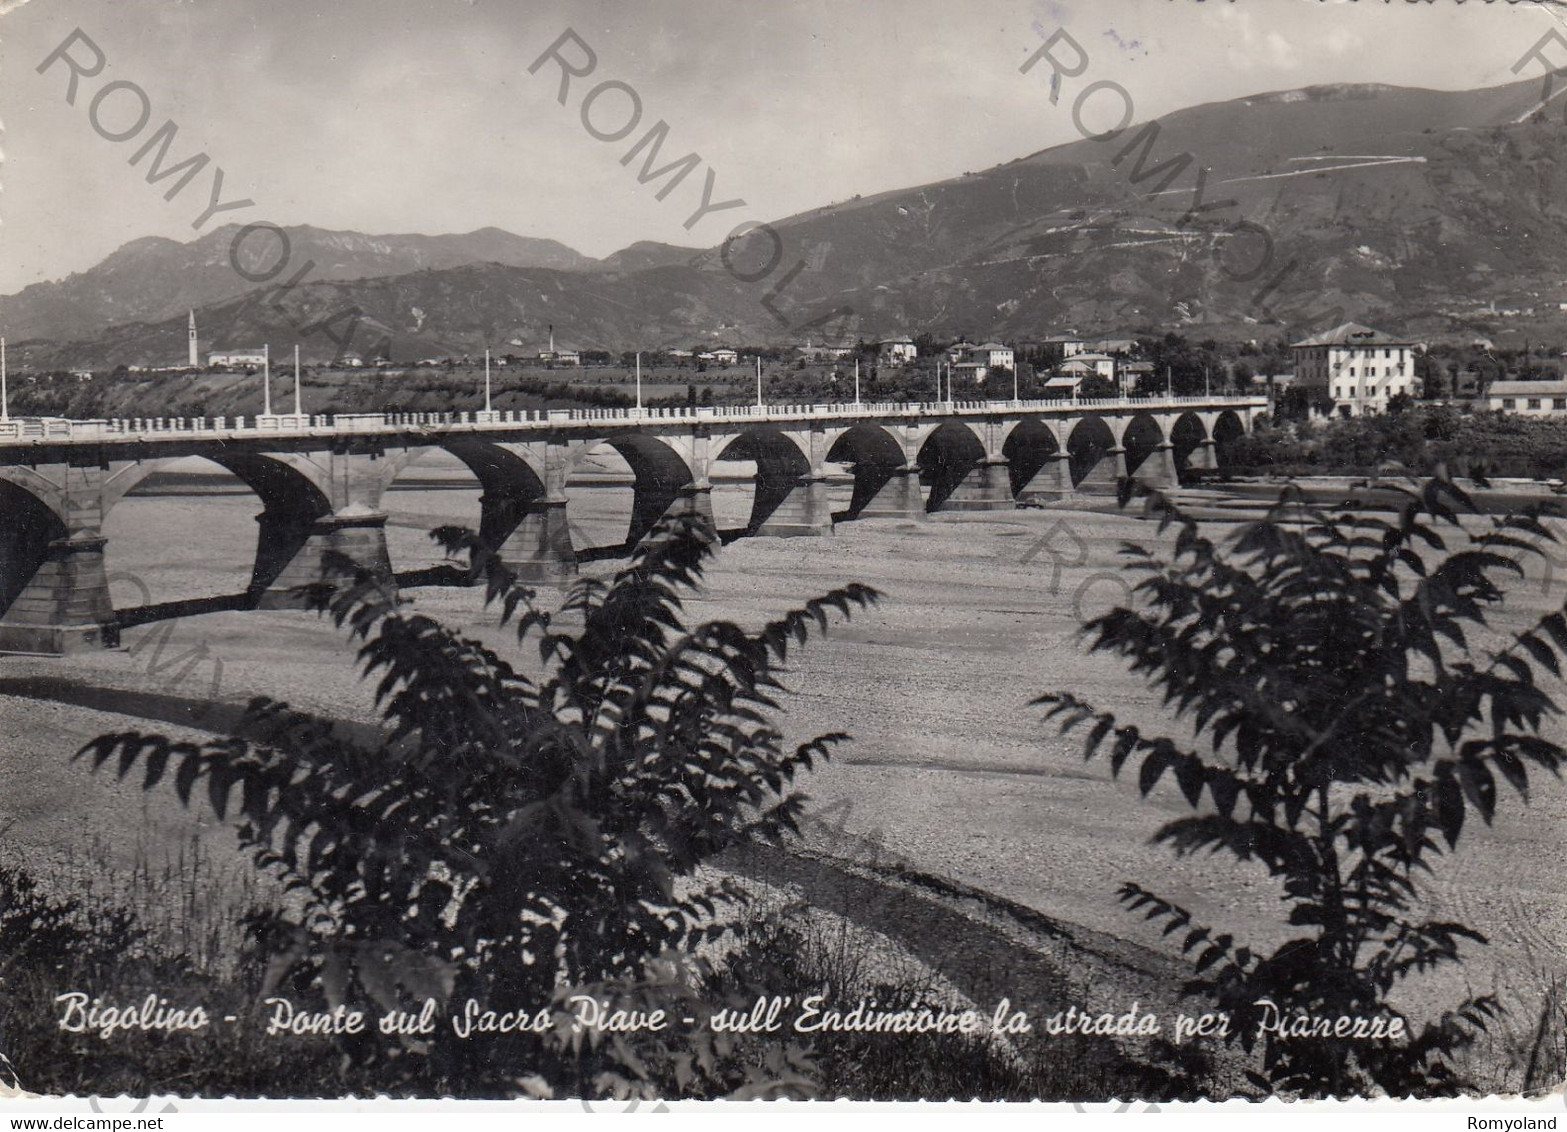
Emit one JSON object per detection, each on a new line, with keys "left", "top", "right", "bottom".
{"left": 1120, "top": 361, "right": 1155, "bottom": 394}
{"left": 710, "top": 348, "right": 739, "bottom": 365}
{"left": 209, "top": 349, "right": 269, "bottom": 368}
{"left": 950, "top": 342, "right": 1014, "bottom": 383}
{"left": 1488, "top": 380, "right": 1567, "bottom": 416}
{"left": 1290, "top": 322, "right": 1415, "bottom": 417}
{"left": 1060, "top": 352, "right": 1118, "bottom": 383}
{"left": 795, "top": 341, "right": 852, "bottom": 362}
{"left": 971, "top": 342, "right": 1014, "bottom": 371}
{"left": 1042, "top": 333, "right": 1086, "bottom": 358}
{"left": 878, "top": 337, "right": 917, "bottom": 365}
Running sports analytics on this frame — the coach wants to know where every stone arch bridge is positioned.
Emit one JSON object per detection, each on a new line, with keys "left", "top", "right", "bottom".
{"left": 0, "top": 396, "right": 1263, "bottom": 654}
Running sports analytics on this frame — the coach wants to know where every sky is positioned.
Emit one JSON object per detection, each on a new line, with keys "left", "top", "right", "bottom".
{"left": 0, "top": 0, "right": 1564, "bottom": 295}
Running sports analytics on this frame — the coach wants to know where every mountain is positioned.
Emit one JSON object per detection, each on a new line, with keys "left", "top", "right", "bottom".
{"left": 724, "top": 75, "right": 1567, "bottom": 339}
{"left": 597, "top": 241, "right": 703, "bottom": 273}
{"left": 8, "top": 261, "right": 770, "bottom": 370}
{"left": 0, "top": 225, "right": 596, "bottom": 344}
{"left": 16, "top": 74, "right": 1567, "bottom": 368}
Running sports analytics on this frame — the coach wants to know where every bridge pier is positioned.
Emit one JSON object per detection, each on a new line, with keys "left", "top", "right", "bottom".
{"left": 0, "top": 459, "right": 117, "bottom": 656}
{"left": 1133, "top": 442, "right": 1179, "bottom": 490}
{"left": 251, "top": 505, "right": 395, "bottom": 609}
{"left": 629, "top": 479, "right": 712, "bottom": 545}
{"left": 1186, "top": 438, "right": 1218, "bottom": 472}
{"left": 754, "top": 474, "right": 834, "bottom": 537}
{"left": 936, "top": 456, "right": 1014, "bottom": 512}
{"left": 854, "top": 465, "right": 926, "bottom": 520}
{"left": 1075, "top": 445, "right": 1128, "bottom": 499}
{"left": 466, "top": 440, "right": 577, "bottom": 583}
{"left": 1017, "top": 452, "right": 1075, "bottom": 504}
{"left": 0, "top": 534, "right": 116, "bottom": 654}
{"left": 496, "top": 498, "right": 576, "bottom": 582}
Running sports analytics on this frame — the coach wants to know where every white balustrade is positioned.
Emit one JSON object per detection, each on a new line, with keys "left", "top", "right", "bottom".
{"left": 0, "top": 395, "right": 1265, "bottom": 447}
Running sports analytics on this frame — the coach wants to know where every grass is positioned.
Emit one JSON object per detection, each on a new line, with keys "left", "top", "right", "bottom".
{"left": 3, "top": 831, "right": 275, "bottom": 979}
{"left": 700, "top": 897, "right": 1218, "bottom": 1101}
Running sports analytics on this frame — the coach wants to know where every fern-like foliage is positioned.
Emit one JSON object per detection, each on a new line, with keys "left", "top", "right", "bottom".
{"left": 78, "top": 514, "right": 878, "bottom": 1095}
{"left": 1038, "top": 479, "right": 1567, "bottom": 1097}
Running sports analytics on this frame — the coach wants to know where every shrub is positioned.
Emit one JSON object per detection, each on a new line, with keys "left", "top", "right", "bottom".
{"left": 1040, "top": 481, "right": 1567, "bottom": 1097}
{"left": 79, "top": 516, "right": 878, "bottom": 1095}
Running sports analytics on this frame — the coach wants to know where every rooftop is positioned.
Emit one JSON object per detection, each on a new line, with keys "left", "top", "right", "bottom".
{"left": 1291, "top": 322, "right": 1412, "bottom": 348}
{"left": 1489, "top": 381, "right": 1567, "bottom": 397}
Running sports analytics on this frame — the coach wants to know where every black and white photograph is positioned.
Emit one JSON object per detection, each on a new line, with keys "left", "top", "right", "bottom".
{"left": 1, "top": 0, "right": 1566, "bottom": 1111}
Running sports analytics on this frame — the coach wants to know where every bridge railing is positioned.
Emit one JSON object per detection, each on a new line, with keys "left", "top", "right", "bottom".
{"left": 0, "top": 394, "right": 1268, "bottom": 444}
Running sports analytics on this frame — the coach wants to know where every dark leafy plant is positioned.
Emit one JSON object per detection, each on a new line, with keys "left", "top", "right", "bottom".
{"left": 78, "top": 515, "right": 878, "bottom": 1095}
{"left": 1039, "top": 480, "right": 1567, "bottom": 1097}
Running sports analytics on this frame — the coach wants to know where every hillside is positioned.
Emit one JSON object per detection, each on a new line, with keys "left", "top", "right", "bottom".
{"left": 14, "top": 74, "right": 1567, "bottom": 369}
{"left": 737, "top": 76, "right": 1567, "bottom": 339}
{"left": 0, "top": 225, "right": 597, "bottom": 346}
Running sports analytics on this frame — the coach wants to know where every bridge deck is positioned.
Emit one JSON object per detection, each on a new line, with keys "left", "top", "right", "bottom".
{"left": 0, "top": 396, "right": 1266, "bottom": 449}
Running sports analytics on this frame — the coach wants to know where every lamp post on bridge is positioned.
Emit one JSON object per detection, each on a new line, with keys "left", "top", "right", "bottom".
{"left": 1, "top": 337, "right": 8, "bottom": 423}
{"left": 756, "top": 355, "right": 763, "bottom": 410}
{"left": 293, "top": 345, "right": 302, "bottom": 417}
{"left": 484, "top": 347, "right": 493, "bottom": 415}
{"left": 635, "top": 352, "right": 642, "bottom": 411}
{"left": 262, "top": 343, "right": 272, "bottom": 417}
{"left": 854, "top": 356, "right": 860, "bottom": 407}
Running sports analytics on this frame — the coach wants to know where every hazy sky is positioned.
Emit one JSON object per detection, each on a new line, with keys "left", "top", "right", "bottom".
{"left": 1, "top": 0, "right": 1563, "bottom": 294}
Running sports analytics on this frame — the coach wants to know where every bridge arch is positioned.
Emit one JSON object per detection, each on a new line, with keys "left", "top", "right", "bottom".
{"left": 826, "top": 422, "right": 917, "bottom": 521}
{"left": 1170, "top": 413, "right": 1209, "bottom": 472}
{"left": 0, "top": 467, "right": 68, "bottom": 525}
{"left": 566, "top": 432, "right": 703, "bottom": 548}
{"left": 1001, "top": 418, "right": 1062, "bottom": 498}
{"left": 917, "top": 421, "right": 988, "bottom": 512}
{"left": 101, "top": 452, "right": 342, "bottom": 614}
{"left": 714, "top": 426, "right": 824, "bottom": 536}
{"left": 0, "top": 477, "right": 75, "bottom": 642}
{"left": 1213, "top": 410, "right": 1246, "bottom": 467}
{"left": 423, "top": 438, "right": 558, "bottom": 579}
{"left": 1121, "top": 413, "right": 1166, "bottom": 477}
{"left": 1066, "top": 415, "right": 1118, "bottom": 493}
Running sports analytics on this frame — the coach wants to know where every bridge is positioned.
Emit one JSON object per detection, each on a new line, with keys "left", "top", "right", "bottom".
{"left": 0, "top": 395, "right": 1265, "bottom": 655}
